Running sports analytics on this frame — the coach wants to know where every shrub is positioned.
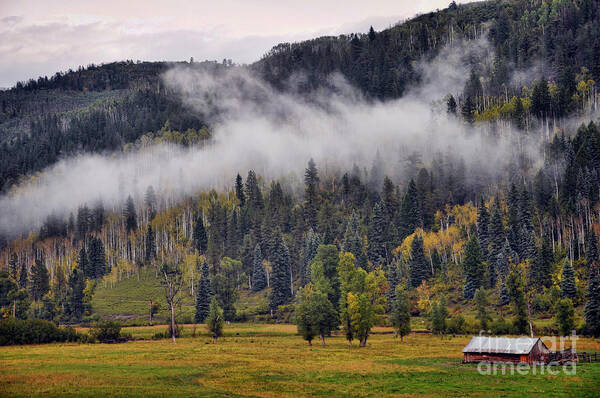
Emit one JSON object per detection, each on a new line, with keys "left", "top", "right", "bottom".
{"left": 490, "top": 318, "right": 512, "bottom": 335}
{"left": 0, "top": 318, "right": 83, "bottom": 345}
{"left": 446, "top": 315, "right": 466, "bottom": 334}
{"left": 89, "top": 320, "right": 123, "bottom": 343}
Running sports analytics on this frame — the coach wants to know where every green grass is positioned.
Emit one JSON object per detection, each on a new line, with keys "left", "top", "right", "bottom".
{"left": 1, "top": 324, "right": 599, "bottom": 397}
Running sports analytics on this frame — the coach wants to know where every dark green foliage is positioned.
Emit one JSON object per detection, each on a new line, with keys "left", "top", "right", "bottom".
{"left": 586, "top": 229, "right": 599, "bottom": 269}
{"left": 124, "top": 195, "right": 137, "bottom": 234}
{"left": 398, "top": 179, "right": 421, "bottom": 240}
{"left": 193, "top": 216, "right": 208, "bottom": 254}
{"left": 507, "top": 271, "right": 528, "bottom": 335}
{"left": 304, "top": 159, "right": 320, "bottom": 230}
{"left": 211, "top": 258, "right": 241, "bottom": 321}
{"left": 343, "top": 211, "right": 363, "bottom": 263}
{"left": 476, "top": 199, "right": 489, "bottom": 260}
{"left": 66, "top": 267, "right": 85, "bottom": 321}
{"left": 18, "top": 262, "right": 27, "bottom": 289}
{"left": 368, "top": 201, "right": 388, "bottom": 266}
{"left": 461, "top": 96, "right": 475, "bottom": 124}
{"left": 430, "top": 297, "right": 448, "bottom": 335}
{"left": 446, "top": 94, "right": 457, "bottom": 115}
{"left": 474, "top": 287, "right": 490, "bottom": 331}
{"left": 269, "top": 232, "right": 292, "bottom": 312}
{"left": 555, "top": 298, "right": 575, "bottom": 336}
{"left": 584, "top": 270, "right": 600, "bottom": 336}
{"left": 530, "top": 236, "right": 553, "bottom": 290}
{"left": 145, "top": 224, "right": 156, "bottom": 263}
{"left": 90, "top": 320, "right": 123, "bottom": 342}
{"left": 251, "top": 244, "right": 267, "bottom": 292}
{"left": 194, "top": 261, "right": 211, "bottom": 323}
{"left": 88, "top": 237, "right": 107, "bottom": 278}
{"left": 301, "top": 229, "right": 321, "bottom": 285}
{"left": 30, "top": 256, "right": 49, "bottom": 302}
{"left": 235, "top": 173, "right": 246, "bottom": 207}
{"left": 311, "top": 244, "right": 340, "bottom": 310}
{"left": 561, "top": 260, "right": 577, "bottom": 299}
{"left": 206, "top": 297, "right": 224, "bottom": 343}
{"left": 410, "top": 235, "right": 429, "bottom": 288}
{"left": 488, "top": 202, "right": 505, "bottom": 265}
{"left": 0, "top": 318, "right": 81, "bottom": 346}
{"left": 8, "top": 253, "right": 18, "bottom": 281}
{"left": 78, "top": 247, "right": 90, "bottom": 279}
{"left": 0, "top": 271, "right": 17, "bottom": 308}
{"left": 531, "top": 77, "right": 551, "bottom": 119}
{"left": 391, "top": 285, "right": 411, "bottom": 340}
{"left": 462, "top": 235, "right": 485, "bottom": 300}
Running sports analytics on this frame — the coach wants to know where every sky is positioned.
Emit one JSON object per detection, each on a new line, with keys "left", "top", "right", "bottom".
{"left": 0, "top": 0, "right": 469, "bottom": 88}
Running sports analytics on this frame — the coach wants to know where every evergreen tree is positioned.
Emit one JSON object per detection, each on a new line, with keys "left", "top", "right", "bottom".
{"left": 195, "top": 262, "right": 212, "bottom": 323}
{"left": 304, "top": 159, "right": 320, "bottom": 229}
{"left": 499, "top": 278, "right": 510, "bottom": 318}
{"left": 446, "top": 94, "right": 457, "bottom": 115}
{"left": 8, "top": 253, "right": 18, "bottom": 281}
{"left": 410, "top": 235, "right": 429, "bottom": 287}
{"left": 476, "top": 199, "right": 490, "bottom": 260}
{"left": 474, "top": 287, "right": 490, "bottom": 331}
{"left": 311, "top": 244, "right": 341, "bottom": 309}
{"left": 586, "top": 229, "right": 599, "bottom": 270}
{"left": 66, "top": 266, "right": 85, "bottom": 321}
{"left": 235, "top": 173, "right": 246, "bottom": 207}
{"left": 30, "top": 256, "right": 49, "bottom": 301}
{"left": 89, "top": 237, "right": 106, "bottom": 278}
{"left": 584, "top": 270, "right": 600, "bottom": 337}
{"left": 269, "top": 231, "right": 292, "bottom": 312}
{"left": 555, "top": 298, "right": 575, "bottom": 336}
{"left": 343, "top": 211, "right": 363, "bottom": 262}
{"left": 144, "top": 185, "right": 156, "bottom": 220}
{"left": 193, "top": 215, "right": 208, "bottom": 254}
{"left": 531, "top": 77, "right": 551, "bottom": 119}
{"left": 461, "top": 96, "right": 475, "bottom": 124}
{"left": 561, "top": 259, "right": 577, "bottom": 299}
{"left": 124, "top": 195, "right": 137, "bottom": 233}
{"left": 368, "top": 201, "right": 388, "bottom": 266}
{"left": 78, "top": 246, "right": 91, "bottom": 279}
{"left": 430, "top": 297, "right": 448, "bottom": 335}
{"left": 507, "top": 271, "right": 528, "bottom": 334}
{"left": 463, "top": 235, "right": 485, "bottom": 299}
{"left": 391, "top": 285, "right": 411, "bottom": 341}
{"left": 488, "top": 202, "right": 505, "bottom": 264}
{"left": 386, "top": 263, "right": 399, "bottom": 307}
{"left": 301, "top": 229, "right": 321, "bottom": 285}
{"left": 206, "top": 297, "right": 224, "bottom": 343}
{"left": 530, "top": 235, "right": 552, "bottom": 289}
{"left": 398, "top": 179, "right": 421, "bottom": 239}
{"left": 145, "top": 224, "right": 156, "bottom": 263}
{"left": 18, "top": 262, "right": 27, "bottom": 289}
{"left": 251, "top": 244, "right": 267, "bottom": 291}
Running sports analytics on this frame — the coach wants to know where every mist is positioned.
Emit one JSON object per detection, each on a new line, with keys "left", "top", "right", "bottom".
{"left": 0, "top": 39, "right": 543, "bottom": 237}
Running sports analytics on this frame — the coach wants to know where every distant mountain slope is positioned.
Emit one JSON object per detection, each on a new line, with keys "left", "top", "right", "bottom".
{"left": 0, "top": 0, "right": 599, "bottom": 191}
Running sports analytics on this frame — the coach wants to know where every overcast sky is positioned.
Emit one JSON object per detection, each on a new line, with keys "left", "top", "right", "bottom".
{"left": 0, "top": 0, "right": 468, "bottom": 88}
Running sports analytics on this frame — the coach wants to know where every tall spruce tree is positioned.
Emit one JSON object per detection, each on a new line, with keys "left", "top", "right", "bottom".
{"left": 343, "top": 211, "right": 363, "bottom": 262}
{"left": 145, "top": 224, "right": 156, "bottom": 263}
{"left": 66, "top": 266, "right": 85, "bottom": 321}
{"left": 18, "top": 262, "right": 28, "bottom": 289}
{"left": 584, "top": 269, "right": 600, "bottom": 337}
{"left": 89, "top": 237, "right": 106, "bottom": 278}
{"left": 586, "top": 229, "right": 599, "bottom": 270}
{"left": 530, "top": 235, "right": 552, "bottom": 289}
{"left": 304, "top": 159, "right": 320, "bottom": 230}
{"left": 124, "top": 195, "right": 137, "bottom": 233}
{"left": 194, "top": 262, "right": 211, "bottom": 323}
{"left": 235, "top": 173, "right": 246, "bottom": 207}
{"left": 463, "top": 235, "right": 485, "bottom": 299}
{"left": 477, "top": 199, "right": 490, "bottom": 260}
{"left": 302, "top": 229, "right": 321, "bottom": 285}
{"left": 398, "top": 179, "right": 421, "bottom": 240}
{"left": 78, "top": 246, "right": 91, "bottom": 279}
{"left": 368, "top": 201, "right": 388, "bottom": 266}
{"left": 561, "top": 259, "right": 577, "bottom": 299}
{"left": 8, "top": 253, "right": 18, "bottom": 281}
{"left": 410, "top": 235, "right": 429, "bottom": 287}
{"left": 30, "top": 256, "right": 49, "bottom": 301}
{"left": 269, "top": 231, "right": 292, "bottom": 312}
{"left": 251, "top": 244, "right": 267, "bottom": 292}
{"left": 193, "top": 215, "right": 208, "bottom": 254}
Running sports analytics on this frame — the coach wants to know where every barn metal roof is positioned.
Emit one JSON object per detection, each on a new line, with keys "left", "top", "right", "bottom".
{"left": 462, "top": 336, "right": 542, "bottom": 354}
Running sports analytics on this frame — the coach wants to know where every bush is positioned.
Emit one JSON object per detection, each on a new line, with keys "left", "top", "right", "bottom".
{"left": 490, "top": 318, "right": 512, "bottom": 335}
{"left": 0, "top": 318, "right": 83, "bottom": 345}
{"left": 446, "top": 315, "right": 466, "bottom": 334}
{"left": 89, "top": 320, "right": 123, "bottom": 343}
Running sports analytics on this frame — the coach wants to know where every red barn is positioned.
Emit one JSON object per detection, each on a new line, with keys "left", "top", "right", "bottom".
{"left": 462, "top": 336, "right": 551, "bottom": 365}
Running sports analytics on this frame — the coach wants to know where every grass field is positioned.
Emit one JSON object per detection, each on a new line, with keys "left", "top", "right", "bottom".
{"left": 1, "top": 324, "right": 599, "bottom": 397}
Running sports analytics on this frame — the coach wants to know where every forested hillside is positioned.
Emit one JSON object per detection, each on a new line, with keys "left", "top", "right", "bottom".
{"left": 1, "top": 0, "right": 600, "bottom": 340}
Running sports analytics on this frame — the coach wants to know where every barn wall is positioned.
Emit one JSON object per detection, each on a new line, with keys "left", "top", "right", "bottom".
{"left": 464, "top": 353, "right": 522, "bottom": 363}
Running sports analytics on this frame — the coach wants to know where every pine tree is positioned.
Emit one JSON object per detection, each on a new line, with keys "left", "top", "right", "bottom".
{"left": 530, "top": 235, "right": 552, "bottom": 289}
{"left": 391, "top": 285, "right": 411, "bottom": 341}
{"left": 561, "top": 259, "right": 577, "bottom": 299}
{"left": 507, "top": 271, "right": 528, "bottom": 334}
{"left": 30, "top": 256, "right": 49, "bottom": 301}
{"left": 586, "top": 229, "right": 599, "bottom": 270}
{"left": 488, "top": 202, "right": 505, "bottom": 264}
{"left": 269, "top": 231, "right": 292, "bottom": 312}
{"left": 302, "top": 229, "right": 321, "bottom": 285}
{"left": 8, "top": 253, "right": 18, "bottom": 281}
{"left": 446, "top": 94, "right": 457, "bottom": 115}
{"left": 78, "top": 246, "right": 91, "bottom": 279}
{"left": 343, "top": 211, "right": 363, "bottom": 262}
{"left": 18, "top": 262, "right": 27, "bottom": 289}
{"left": 386, "top": 263, "right": 399, "bottom": 307}
{"left": 410, "top": 235, "right": 429, "bottom": 287}
{"left": 461, "top": 96, "right": 475, "bottom": 124}
{"left": 124, "top": 195, "right": 137, "bottom": 233}
{"left": 430, "top": 297, "right": 448, "bottom": 335}
{"left": 368, "top": 201, "right": 388, "bottom": 266}
{"left": 193, "top": 216, "right": 208, "bottom": 254}
{"left": 499, "top": 278, "right": 510, "bottom": 318}
{"left": 555, "top": 298, "right": 575, "bottom": 336}
{"left": 463, "top": 235, "right": 485, "bottom": 299}
{"left": 474, "top": 287, "right": 490, "bottom": 330}
{"left": 584, "top": 270, "right": 600, "bottom": 337}
{"left": 195, "top": 262, "right": 212, "bottom": 323}
{"left": 251, "top": 244, "right": 267, "bottom": 292}
{"left": 66, "top": 266, "right": 85, "bottom": 321}
{"left": 145, "top": 224, "right": 156, "bottom": 263}
{"left": 89, "top": 237, "right": 106, "bottom": 278}
{"left": 476, "top": 199, "right": 490, "bottom": 260}
{"left": 531, "top": 76, "right": 551, "bottom": 119}
{"left": 398, "top": 179, "right": 421, "bottom": 239}
{"left": 235, "top": 173, "right": 246, "bottom": 207}
{"left": 304, "top": 159, "right": 320, "bottom": 229}
{"left": 206, "top": 297, "right": 224, "bottom": 343}
{"left": 144, "top": 185, "right": 156, "bottom": 220}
